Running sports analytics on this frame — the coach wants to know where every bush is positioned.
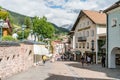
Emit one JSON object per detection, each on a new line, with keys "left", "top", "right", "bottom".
{"left": 2, "top": 35, "right": 16, "bottom": 41}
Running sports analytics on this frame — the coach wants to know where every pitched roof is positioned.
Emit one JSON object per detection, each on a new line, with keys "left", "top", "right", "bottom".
{"left": 71, "top": 10, "right": 106, "bottom": 31}
{"left": 83, "top": 10, "right": 106, "bottom": 25}
{"left": 104, "top": 0, "right": 120, "bottom": 12}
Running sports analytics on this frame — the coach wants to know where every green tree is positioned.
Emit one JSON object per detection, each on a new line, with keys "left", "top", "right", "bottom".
{"left": 24, "top": 17, "right": 32, "bottom": 28}
{"left": 17, "top": 29, "right": 30, "bottom": 40}
{"left": 0, "top": 10, "right": 9, "bottom": 20}
{"left": 32, "top": 16, "right": 55, "bottom": 39}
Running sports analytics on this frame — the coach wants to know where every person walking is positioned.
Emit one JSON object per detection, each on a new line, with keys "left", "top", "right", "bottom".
{"left": 101, "top": 55, "right": 105, "bottom": 67}
{"left": 81, "top": 56, "right": 85, "bottom": 67}
{"left": 42, "top": 55, "right": 47, "bottom": 64}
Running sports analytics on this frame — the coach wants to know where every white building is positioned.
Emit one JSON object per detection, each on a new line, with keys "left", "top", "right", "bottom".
{"left": 70, "top": 10, "right": 106, "bottom": 63}
{"left": 104, "top": 1, "right": 120, "bottom": 68}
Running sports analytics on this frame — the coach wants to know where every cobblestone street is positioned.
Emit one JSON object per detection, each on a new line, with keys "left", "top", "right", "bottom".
{"left": 3, "top": 61, "right": 120, "bottom": 80}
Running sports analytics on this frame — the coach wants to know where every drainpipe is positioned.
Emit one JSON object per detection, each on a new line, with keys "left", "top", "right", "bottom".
{"left": 106, "top": 13, "right": 109, "bottom": 68}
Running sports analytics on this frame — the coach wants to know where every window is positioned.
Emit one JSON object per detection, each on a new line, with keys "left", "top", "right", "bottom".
{"left": 87, "top": 42, "right": 89, "bottom": 49}
{"left": 76, "top": 43, "right": 78, "bottom": 48}
{"left": 87, "top": 21, "right": 89, "bottom": 25}
{"left": 79, "top": 32, "right": 81, "bottom": 37}
{"left": 83, "top": 43, "right": 85, "bottom": 48}
{"left": 79, "top": 43, "right": 81, "bottom": 48}
{"left": 83, "top": 31, "right": 85, "bottom": 36}
{"left": 86, "top": 31, "right": 89, "bottom": 37}
{"left": 91, "top": 30, "right": 94, "bottom": 37}
{"left": 111, "top": 18, "right": 117, "bottom": 27}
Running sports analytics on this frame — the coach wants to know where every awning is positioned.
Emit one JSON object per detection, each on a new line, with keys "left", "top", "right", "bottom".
{"left": 75, "top": 50, "right": 81, "bottom": 54}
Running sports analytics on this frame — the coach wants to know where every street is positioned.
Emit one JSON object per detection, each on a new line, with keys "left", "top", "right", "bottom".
{"left": 3, "top": 61, "right": 120, "bottom": 80}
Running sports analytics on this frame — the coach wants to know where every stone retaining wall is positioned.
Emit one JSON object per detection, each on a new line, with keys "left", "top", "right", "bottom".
{"left": 0, "top": 41, "right": 34, "bottom": 79}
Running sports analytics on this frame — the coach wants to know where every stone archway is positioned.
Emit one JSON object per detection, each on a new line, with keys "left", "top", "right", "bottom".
{"left": 110, "top": 47, "right": 120, "bottom": 68}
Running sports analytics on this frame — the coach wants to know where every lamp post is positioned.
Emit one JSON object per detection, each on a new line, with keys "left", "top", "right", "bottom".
{"left": 91, "top": 40, "right": 94, "bottom": 64}
{"left": 22, "top": 25, "right": 26, "bottom": 41}
{"left": 0, "top": 19, "right": 4, "bottom": 41}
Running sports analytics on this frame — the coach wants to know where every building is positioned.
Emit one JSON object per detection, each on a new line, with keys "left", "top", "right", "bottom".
{"left": 70, "top": 10, "right": 106, "bottom": 63}
{"left": 104, "top": 1, "right": 120, "bottom": 68}
{"left": 0, "top": 18, "right": 12, "bottom": 39}
{"left": 51, "top": 40, "right": 64, "bottom": 55}
{"left": 0, "top": 9, "right": 12, "bottom": 39}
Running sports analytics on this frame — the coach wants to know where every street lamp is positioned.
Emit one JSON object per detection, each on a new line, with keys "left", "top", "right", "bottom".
{"left": 91, "top": 40, "right": 94, "bottom": 63}
{"left": 0, "top": 19, "right": 4, "bottom": 41}
{"left": 22, "top": 25, "right": 26, "bottom": 40}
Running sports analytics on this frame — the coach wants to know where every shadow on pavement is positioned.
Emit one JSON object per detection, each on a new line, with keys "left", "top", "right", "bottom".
{"left": 66, "top": 62, "right": 120, "bottom": 79}
{"left": 45, "top": 73, "right": 110, "bottom": 80}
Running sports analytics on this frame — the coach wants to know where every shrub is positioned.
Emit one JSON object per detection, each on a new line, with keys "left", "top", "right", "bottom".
{"left": 2, "top": 35, "right": 16, "bottom": 41}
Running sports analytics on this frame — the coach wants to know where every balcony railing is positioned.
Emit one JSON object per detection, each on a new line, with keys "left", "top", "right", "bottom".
{"left": 78, "top": 37, "right": 87, "bottom": 42}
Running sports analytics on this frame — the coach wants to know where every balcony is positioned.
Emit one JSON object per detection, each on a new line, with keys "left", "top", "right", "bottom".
{"left": 78, "top": 37, "right": 87, "bottom": 42}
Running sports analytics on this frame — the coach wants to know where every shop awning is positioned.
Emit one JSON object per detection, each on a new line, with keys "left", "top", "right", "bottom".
{"left": 75, "top": 50, "right": 81, "bottom": 54}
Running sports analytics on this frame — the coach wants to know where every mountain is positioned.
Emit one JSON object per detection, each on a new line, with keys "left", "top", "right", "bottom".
{"left": 8, "top": 10, "right": 30, "bottom": 26}
{"left": 60, "top": 24, "right": 73, "bottom": 31}
{"left": 51, "top": 23, "right": 69, "bottom": 34}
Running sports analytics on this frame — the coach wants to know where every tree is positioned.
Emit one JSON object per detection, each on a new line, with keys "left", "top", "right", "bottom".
{"left": 17, "top": 29, "right": 30, "bottom": 40}
{"left": 24, "top": 17, "right": 32, "bottom": 28}
{"left": 32, "top": 16, "right": 55, "bottom": 39}
{"left": 0, "top": 10, "right": 9, "bottom": 20}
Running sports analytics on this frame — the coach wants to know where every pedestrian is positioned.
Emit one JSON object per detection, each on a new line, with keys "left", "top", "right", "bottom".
{"left": 101, "top": 55, "right": 105, "bottom": 67}
{"left": 81, "top": 56, "right": 85, "bottom": 67}
{"left": 87, "top": 56, "right": 91, "bottom": 66}
{"left": 61, "top": 55, "right": 64, "bottom": 61}
{"left": 42, "top": 55, "right": 47, "bottom": 64}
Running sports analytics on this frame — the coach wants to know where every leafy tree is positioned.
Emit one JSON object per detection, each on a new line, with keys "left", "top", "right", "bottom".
{"left": 32, "top": 16, "right": 55, "bottom": 39}
{"left": 17, "top": 29, "right": 30, "bottom": 40}
{"left": 24, "top": 17, "right": 32, "bottom": 28}
{"left": 0, "top": 10, "right": 9, "bottom": 20}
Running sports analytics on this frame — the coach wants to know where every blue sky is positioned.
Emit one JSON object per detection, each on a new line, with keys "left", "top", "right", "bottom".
{"left": 0, "top": 0, "right": 118, "bottom": 27}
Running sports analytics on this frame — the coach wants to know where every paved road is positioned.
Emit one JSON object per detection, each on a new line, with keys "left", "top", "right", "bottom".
{"left": 3, "top": 61, "right": 120, "bottom": 80}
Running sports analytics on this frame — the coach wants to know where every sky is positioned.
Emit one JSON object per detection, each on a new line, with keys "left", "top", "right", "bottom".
{"left": 0, "top": 0, "right": 118, "bottom": 27}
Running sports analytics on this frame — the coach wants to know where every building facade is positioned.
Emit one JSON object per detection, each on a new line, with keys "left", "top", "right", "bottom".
{"left": 71, "top": 10, "right": 106, "bottom": 63}
{"left": 104, "top": 1, "right": 120, "bottom": 68}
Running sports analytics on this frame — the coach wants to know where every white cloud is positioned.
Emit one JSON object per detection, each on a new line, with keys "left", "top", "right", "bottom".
{"left": 0, "top": 0, "right": 118, "bottom": 27}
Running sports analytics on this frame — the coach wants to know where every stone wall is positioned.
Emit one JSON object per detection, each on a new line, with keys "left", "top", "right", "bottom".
{"left": 0, "top": 41, "right": 34, "bottom": 79}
